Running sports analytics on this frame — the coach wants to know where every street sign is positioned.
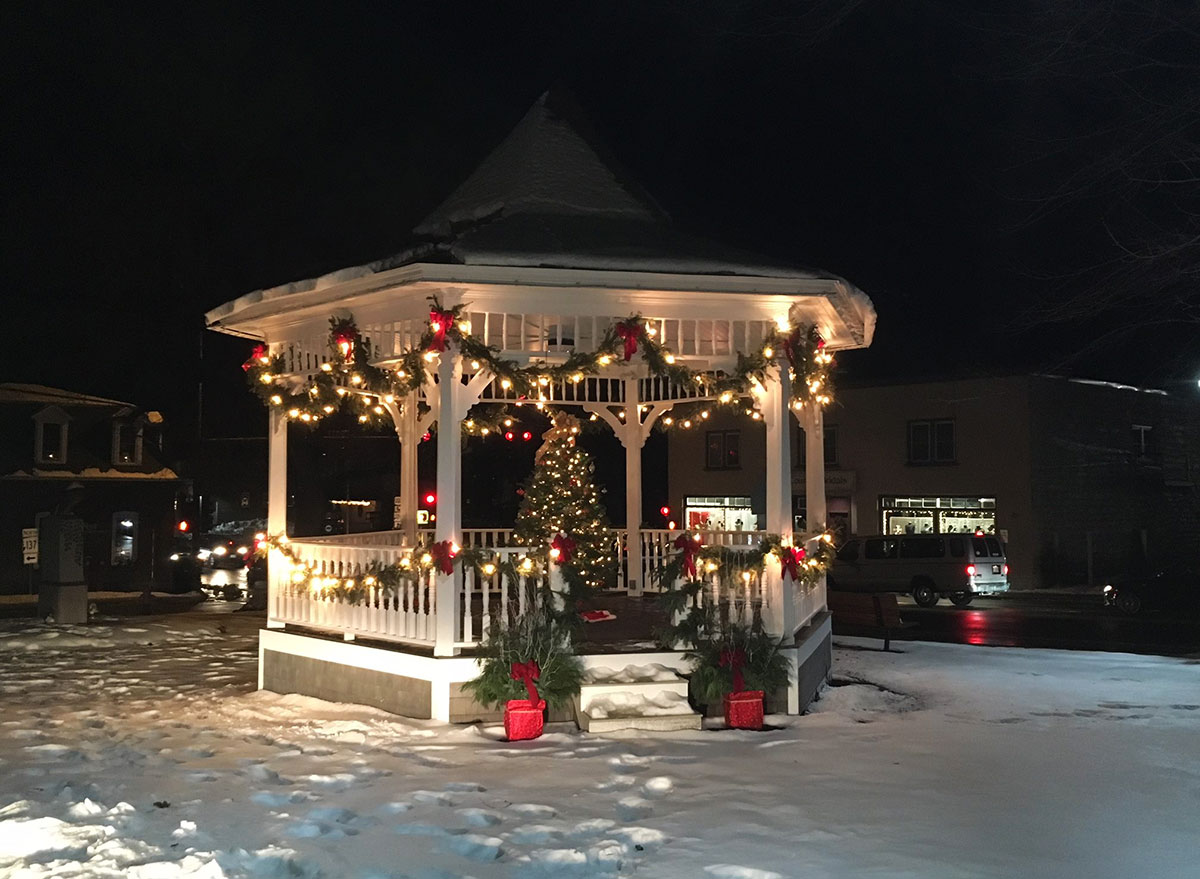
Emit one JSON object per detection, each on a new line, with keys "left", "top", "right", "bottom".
{"left": 22, "top": 528, "right": 38, "bottom": 565}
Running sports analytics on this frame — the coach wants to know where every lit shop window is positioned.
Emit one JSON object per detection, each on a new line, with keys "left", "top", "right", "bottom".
{"left": 112, "top": 513, "right": 138, "bottom": 564}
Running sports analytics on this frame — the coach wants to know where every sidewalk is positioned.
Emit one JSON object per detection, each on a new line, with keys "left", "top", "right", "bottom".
{"left": 0, "top": 590, "right": 208, "bottom": 619}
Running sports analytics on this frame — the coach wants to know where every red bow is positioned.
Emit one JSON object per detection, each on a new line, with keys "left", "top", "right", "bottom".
{"left": 615, "top": 320, "right": 640, "bottom": 361}
{"left": 428, "top": 308, "right": 456, "bottom": 352}
{"left": 674, "top": 532, "right": 702, "bottom": 579}
{"left": 510, "top": 659, "right": 541, "bottom": 705}
{"left": 719, "top": 648, "right": 746, "bottom": 694}
{"left": 330, "top": 320, "right": 359, "bottom": 362}
{"left": 781, "top": 545, "right": 806, "bottom": 582}
{"left": 243, "top": 344, "right": 267, "bottom": 372}
{"left": 780, "top": 326, "right": 803, "bottom": 370}
{"left": 550, "top": 533, "right": 576, "bottom": 565}
{"left": 430, "top": 540, "right": 457, "bottom": 575}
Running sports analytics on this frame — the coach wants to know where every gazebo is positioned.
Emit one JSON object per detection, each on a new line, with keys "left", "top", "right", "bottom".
{"left": 206, "top": 93, "right": 876, "bottom": 723}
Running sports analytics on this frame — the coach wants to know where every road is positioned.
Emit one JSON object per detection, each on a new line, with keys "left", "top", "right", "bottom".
{"left": 839, "top": 593, "right": 1200, "bottom": 657}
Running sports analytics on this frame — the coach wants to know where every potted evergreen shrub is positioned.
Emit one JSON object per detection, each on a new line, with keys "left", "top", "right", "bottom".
{"left": 685, "top": 621, "right": 790, "bottom": 730}
{"left": 463, "top": 603, "right": 584, "bottom": 741}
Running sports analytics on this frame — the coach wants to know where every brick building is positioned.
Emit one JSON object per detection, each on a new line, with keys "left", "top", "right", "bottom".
{"left": 668, "top": 375, "right": 1200, "bottom": 588}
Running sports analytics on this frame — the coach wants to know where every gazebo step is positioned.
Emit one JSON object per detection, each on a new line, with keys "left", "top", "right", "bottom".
{"left": 573, "top": 664, "right": 701, "bottom": 733}
{"left": 577, "top": 663, "right": 690, "bottom": 714}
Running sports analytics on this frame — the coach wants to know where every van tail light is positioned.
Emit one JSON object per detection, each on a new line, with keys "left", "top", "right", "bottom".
{"left": 966, "top": 564, "right": 976, "bottom": 577}
{"left": 1003, "top": 564, "right": 1009, "bottom": 576}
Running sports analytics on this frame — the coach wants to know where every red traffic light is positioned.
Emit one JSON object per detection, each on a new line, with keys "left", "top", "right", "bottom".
{"left": 522, "top": 431, "right": 532, "bottom": 441}
{"left": 177, "top": 520, "right": 190, "bottom": 532}
{"left": 423, "top": 493, "right": 436, "bottom": 506}
{"left": 505, "top": 431, "right": 514, "bottom": 441}
{"left": 659, "top": 506, "right": 670, "bottom": 517}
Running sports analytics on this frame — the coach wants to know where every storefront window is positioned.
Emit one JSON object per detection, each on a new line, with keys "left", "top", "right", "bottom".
{"left": 880, "top": 496, "right": 996, "bottom": 536}
{"left": 684, "top": 496, "right": 757, "bottom": 532}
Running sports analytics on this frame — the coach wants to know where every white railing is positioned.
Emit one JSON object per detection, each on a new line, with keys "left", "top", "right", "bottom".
{"left": 456, "top": 547, "right": 555, "bottom": 648}
{"left": 293, "top": 528, "right": 515, "bottom": 548}
{"left": 272, "top": 542, "right": 437, "bottom": 646}
{"left": 269, "top": 538, "right": 550, "bottom": 650}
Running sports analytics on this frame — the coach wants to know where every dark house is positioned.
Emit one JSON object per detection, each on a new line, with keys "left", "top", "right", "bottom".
{"left": 0, "top": 384, "right": 185, "bottom": 594}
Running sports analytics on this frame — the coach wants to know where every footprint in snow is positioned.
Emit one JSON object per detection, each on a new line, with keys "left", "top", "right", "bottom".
{"left": 570, "top": 818, "right": 617, "bottom": 839}
{"left": 457, "top": 807, "right": 503, "bottom": 827}
{"left": 412, "top": 790, "right": 455, "bottom": 806}
{"left": 509, "top": 803, "right": 557, "bottom": 818}
{"left": 610, "top": 826, "right": 667, "bottom": 852}
{"left": 608, "top": 754, "right": 650, "bottom": 773}
{"left": 241, "top": 765, "right": 291, "bottom": 785}
{"left": 394, "top": 822, "right": 459, "bottom": 837}
{"left": 377, "top": 801, "right": 412, "bottom": 815}
{"left": 615, "top": 797, "right": 653, "bottom": 821}
{"left": 508, "top": 824, "right": 565, "bottom": 845}
{"left": 641, "top": 776, "right": 673, "bottom": 798}
{"left": 184, "top": 771, "right": 219, "bottom": 783}
{"left": 441, "top": 833, "right": 504, "bottom": 861}
{"left": 705, "top": 865, "right": 783, "bottom": 879}
{"left": 595, "top": 776, "right": 636, "bottom": 792}
{"left": 444, "top": 781, "right": 486, "bottom": 792}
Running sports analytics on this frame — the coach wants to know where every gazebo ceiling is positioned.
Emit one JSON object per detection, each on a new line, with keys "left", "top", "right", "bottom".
{"left": 207, "top": 91, "right": 875, "bottom": 350}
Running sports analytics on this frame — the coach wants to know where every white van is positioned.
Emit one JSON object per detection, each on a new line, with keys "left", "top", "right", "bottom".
{"left": 829, "top": 534, "right": 1009, "bottom": 607}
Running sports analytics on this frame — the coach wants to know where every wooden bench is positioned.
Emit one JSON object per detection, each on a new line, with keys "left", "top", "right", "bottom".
{"left": 827, "top": 591, "right": 910, "bottom": 651}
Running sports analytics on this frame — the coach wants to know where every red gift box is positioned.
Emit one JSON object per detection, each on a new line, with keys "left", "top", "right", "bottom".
{"left": 723, "top": 690, "right": 764, "bottom": 730}
{"left": 504, "top": 698, "right": 546, "bottom": 741}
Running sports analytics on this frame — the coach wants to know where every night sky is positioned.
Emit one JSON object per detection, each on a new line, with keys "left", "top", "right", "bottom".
{"left": 6, "top": 2, "right": 1198, "bottom": 457}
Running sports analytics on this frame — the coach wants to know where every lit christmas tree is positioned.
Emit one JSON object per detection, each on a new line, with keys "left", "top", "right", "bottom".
{"left": 514, "top": 415, "right": 615, "bottom": 592}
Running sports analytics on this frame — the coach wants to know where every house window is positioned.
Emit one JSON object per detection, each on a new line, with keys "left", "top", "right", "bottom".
{"left": 113, "top": 422, "right": 143, "bottom": 465}
{"left": 705, "top": 430, "right": 741, "bottom": 470}
{"left": 1131, "top": 424, "right": 1156, "bottom": 460}
{"left": 908, "top": 419, "right": 955, "bottom": 464}
{"left": 112, "top": 513, "right": 138, "bottom": 564}
{"left": 38, "top": 422, "right": 65, "bottom": 463}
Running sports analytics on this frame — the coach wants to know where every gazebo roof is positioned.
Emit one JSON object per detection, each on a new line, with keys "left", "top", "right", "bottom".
{"left": 209, "top": 92, "right": 875, "bottom": 326}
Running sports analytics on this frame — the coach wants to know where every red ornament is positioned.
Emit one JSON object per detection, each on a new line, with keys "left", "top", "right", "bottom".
{"left": 780, "top": 545, "right": 806, "bottom": 582}
{"left": 510, "top": 659, "right": 541, "bottom": 705}
{"left": 674, "top": 532, "right": 703, "bottom": 579}
{"left": 504, "top": 698, "right": 546, "bottom": 741}
{"left": 723, "top": 690, "right": 764, "bottom": 730}
{"left": 615, "top": 320, "right": 640, "bottom": 361}
{"left": 550, "top": 533, "right": 576, "bottom": 565}
{"left": 428, "top": 308, "right": 456, "bottom": 352}
{"left": 430, "top": 540, "right": 457, "bottom": 575}
{"left": 243, "top": 344, "right": 267, "bottom": 372}
{"left": 780, "top": 326, "right": 802, "bottom": 370}
{"left": 719, "top": 648, "right": 747, "bottom": 693}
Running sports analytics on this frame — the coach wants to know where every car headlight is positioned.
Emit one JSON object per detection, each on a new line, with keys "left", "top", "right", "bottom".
{"left": 197, "top": 549, "right": 211, "bottom": 559}
{"left": 1103, "top": 584, "right": 1113, "bottom": 593}
{"left": 169, "top": 553, "right": 180, "bottom": 561}
{"left": 236, "top": 546, "right": 249, "bottom": 555}
{"left": 213, "top": 546, "right": 228, "bottom": 556}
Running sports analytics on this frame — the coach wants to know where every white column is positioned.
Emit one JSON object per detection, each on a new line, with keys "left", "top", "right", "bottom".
{"left": 398, "top": 390, "right": 419, "bottom": 545}
{"left": 266, "top": 408, "right": 288, "bottom": 628}
{"left": 803, "top": 403, "right": 826, "bottom": 533}
{"left": 433, "top": 349, "right": 463, "bottom": 656}
{"left": 801, "top": 401, "right": 828, "bottom": 618}
{"left": 763, "top": 367, "right": 793, "bottom": 537}
{"left": 759, "top": 367, "right": 795, "bottom": 638}
{"left": 623, "top": 378, "right": 643, "bottom": 597}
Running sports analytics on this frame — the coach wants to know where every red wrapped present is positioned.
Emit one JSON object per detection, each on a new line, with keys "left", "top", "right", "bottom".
{"left": 504, "top": 699, "right": 546, "bottom": 741}
{"left": 723, "top": 690, "right": 764, "bottom": 730}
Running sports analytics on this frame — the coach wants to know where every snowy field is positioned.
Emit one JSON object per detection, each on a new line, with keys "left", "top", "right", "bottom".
{"left": 0, "top": 613, "right": 1197, "bottom": 879}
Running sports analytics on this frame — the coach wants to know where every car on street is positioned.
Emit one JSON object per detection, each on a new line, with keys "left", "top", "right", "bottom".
{"left": 1103, "top": 568, "right": 1200, "bottom": 617}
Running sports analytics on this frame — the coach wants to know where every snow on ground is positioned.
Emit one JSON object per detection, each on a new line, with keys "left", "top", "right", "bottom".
{"left": 0, "top": 613, "right": 1197, "bottom": 879}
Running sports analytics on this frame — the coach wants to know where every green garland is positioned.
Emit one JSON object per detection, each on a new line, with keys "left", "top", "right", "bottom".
{"left": 262, "top": 533, "right": 556, "bottom": 605}
{"left": 244, "top": 297, "right": 835, "bottom": 427}
{"left": 653, "top": 532, "right": 837, "bottom": 649}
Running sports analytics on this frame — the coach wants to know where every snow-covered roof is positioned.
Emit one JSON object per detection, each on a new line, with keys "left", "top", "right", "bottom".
{"left": 0, "top": 384, "right": 132, "bottom": 407}
{"left": 210, "top": 91, "right": 875, "bottom": 330}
